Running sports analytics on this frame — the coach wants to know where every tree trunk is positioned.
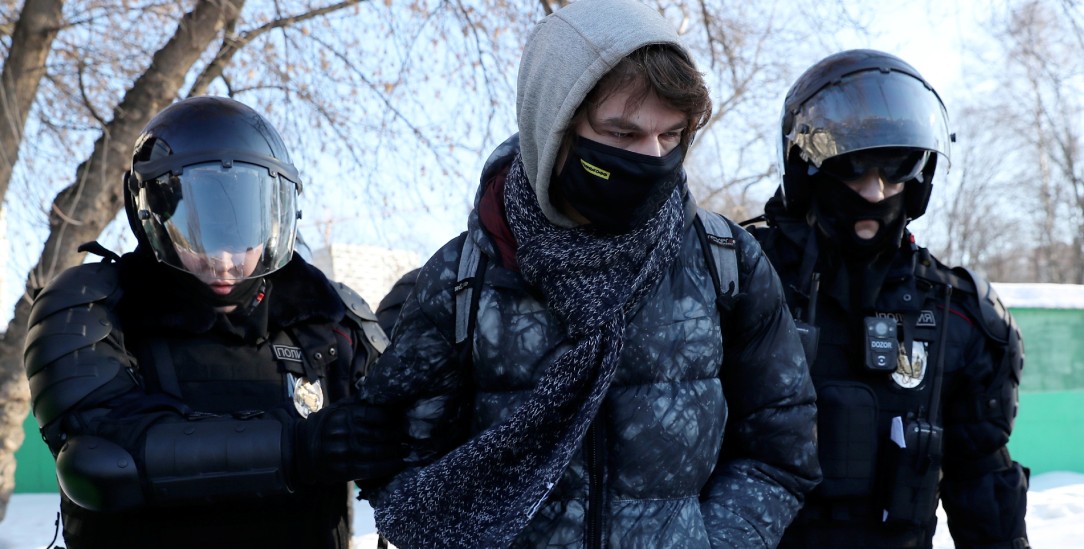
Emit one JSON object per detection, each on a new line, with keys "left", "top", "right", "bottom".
{"left": 0, "top": 0, "right": 66, "bottom": 522}
{"left": 0, "top": 0, "right": 245, "bottom": 522}
{"left": 0, "top": 0, "right": 64, "bottom": 204}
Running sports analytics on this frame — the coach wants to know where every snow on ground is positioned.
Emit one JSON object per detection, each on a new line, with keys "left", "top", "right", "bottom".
{"left": 1, "top": 471, "right": 1081, "bottom": 548}
{"left": 993, "top": 282, "right": 1084, "bottom": 309}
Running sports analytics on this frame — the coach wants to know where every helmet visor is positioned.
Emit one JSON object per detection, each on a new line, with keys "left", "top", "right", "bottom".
{"left": 785, "top": 70, "right": 951, "bottom": 169}
{"left": 137, "top": 161, "right": 298, "bottom": 280}
{"left": 818, "top": 148, "right": 931, "bottom": 184}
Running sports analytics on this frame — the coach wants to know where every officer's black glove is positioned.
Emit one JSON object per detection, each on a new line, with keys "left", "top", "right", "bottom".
{"left": 294, "top": 398, "right": 406, "bottom": 486}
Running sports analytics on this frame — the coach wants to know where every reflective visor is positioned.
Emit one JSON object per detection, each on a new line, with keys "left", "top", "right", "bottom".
{"left": 137, "top": 161, "right": 298, "bottom": 280}
{"left": 786, "top": 70, "right": 951, "bottom": 169}
{"left": 818, "top": 148, "right": 931, "bottom": 184}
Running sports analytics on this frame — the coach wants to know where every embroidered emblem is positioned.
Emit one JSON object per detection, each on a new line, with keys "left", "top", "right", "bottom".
{"left": 916, "top": 309, "right": 937, "bottom": 328}
{"left": 273, "top": 345, "right": 303, "bottom": 362}
{"left": 288, "top": 373, "right": 324, "bottom": 417}
{"left": 893, "top": 341, "right": 928, "bottom": 389}
{"left": 706, "top": 234, "right": 736, "bottom": 248}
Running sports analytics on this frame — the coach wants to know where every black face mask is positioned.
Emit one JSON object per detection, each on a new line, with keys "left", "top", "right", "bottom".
{"left": 813, "top": 177, "right": 907, "bottom": 258}
{"left": 553, "top": 136, "right": 684, "bottom": 233}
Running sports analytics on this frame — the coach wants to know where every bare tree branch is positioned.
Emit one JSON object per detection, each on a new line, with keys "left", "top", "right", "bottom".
{"left": 188, "top": 1, "right": 364, "bottom": 97}
{"left": 0, "top": 0, "right": 63, "bottom": 216}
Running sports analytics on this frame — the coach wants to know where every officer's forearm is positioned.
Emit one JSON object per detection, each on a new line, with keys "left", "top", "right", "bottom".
{"left": 57, "top": 417, "right": 294, "bottom": 512}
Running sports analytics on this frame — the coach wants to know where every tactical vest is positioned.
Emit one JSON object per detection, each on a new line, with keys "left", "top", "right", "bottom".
{"left": 807, "top": 269, "right": 949, "bottom": 527}
{"left": 130, "top": 319, "right": 346, "bottom": 418}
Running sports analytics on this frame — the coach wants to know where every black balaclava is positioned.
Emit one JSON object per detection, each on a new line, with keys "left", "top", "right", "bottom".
{"left": 811, "top": 176, "right": 908, "bottom": 311}
{"left": 812, "top": 176, "right": 907, "bottom": 260}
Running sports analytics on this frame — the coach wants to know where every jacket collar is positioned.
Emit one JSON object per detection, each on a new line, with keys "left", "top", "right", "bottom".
{"left": 118, "top": 250, "right": 344, "bottom": 336}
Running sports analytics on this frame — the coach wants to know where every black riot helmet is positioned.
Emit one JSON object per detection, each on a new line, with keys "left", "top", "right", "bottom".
{"left": 778, "top": 49, "right": 952, "bottom": 220}
{"left": 124, "top": 96, "right": 302, "bottom": 281}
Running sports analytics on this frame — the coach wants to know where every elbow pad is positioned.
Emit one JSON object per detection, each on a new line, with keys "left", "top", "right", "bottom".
{"left": 56, "top": 435, "right": 145, "bottom": 512}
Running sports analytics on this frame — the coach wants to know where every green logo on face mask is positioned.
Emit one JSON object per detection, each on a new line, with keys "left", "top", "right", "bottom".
{"left": 580, "top": 159, "right": 611, "bottom": 180}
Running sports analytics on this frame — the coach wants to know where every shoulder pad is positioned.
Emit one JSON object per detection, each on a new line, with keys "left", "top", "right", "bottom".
{"left": 26, "top": 262, "right": 123, "bottom": 369}
{"left": 29, "top": 262, "right": 121, "bottom": 328}
{"left": 330, "top": 281, "right": 389, "bottom": 354}
{"left": 25, "top": 262, "right": 128, "bottom": 428}
{"left": 950, "top": 267, "right": 1014, "bottom": 343}
{"left": 912, "top": 251, "right": 977, "bottom": 293}
{"left": 914, "top": 253, "right": 1015, "bottom": 343}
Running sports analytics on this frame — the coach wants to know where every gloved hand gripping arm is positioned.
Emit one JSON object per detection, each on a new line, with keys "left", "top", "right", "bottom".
{"left": 294, "top": 397, "right": 407, "bottom": 488}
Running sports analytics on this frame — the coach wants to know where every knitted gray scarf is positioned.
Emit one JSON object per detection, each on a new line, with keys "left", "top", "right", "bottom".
{"left": 376, "top": 156, "right": 684, "bottom": 547}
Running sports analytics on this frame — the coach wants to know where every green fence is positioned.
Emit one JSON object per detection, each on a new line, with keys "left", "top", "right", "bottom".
{"left": 1004, "top": 308, "right": 1084, "bottom": 474}
{"left": 14, "top": 412, "right": 54, "bottom": 493}
{"left": 12, "top": 305, "right": 1084, "bottom": 493}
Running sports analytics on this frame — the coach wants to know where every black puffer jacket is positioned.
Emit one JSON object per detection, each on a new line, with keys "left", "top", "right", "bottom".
{"left": 364, "top": 143, "right": 820, "bottom": 548}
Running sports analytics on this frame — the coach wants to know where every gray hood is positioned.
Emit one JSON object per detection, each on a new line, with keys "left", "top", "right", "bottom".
{"left": 517, "top": 0, "right": 690, "bottom": 227}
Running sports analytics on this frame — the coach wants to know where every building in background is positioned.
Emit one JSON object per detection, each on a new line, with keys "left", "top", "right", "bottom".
{"left": 311, "top": 243, "right": 420, "bottom": 308}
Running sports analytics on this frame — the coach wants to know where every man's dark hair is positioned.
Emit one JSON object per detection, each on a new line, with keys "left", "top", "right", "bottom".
{"left": 562, "top": 44, "right": 713, "bottom": 158}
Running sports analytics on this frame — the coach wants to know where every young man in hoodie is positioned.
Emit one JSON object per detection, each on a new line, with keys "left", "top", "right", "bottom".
{"left": 361, "top": 1, "right": 821, "bottom": 546}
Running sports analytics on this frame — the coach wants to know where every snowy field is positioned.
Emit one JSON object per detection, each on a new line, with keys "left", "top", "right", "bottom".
{"left": 0, "top": 471, "right": 1081, "bottom": 548}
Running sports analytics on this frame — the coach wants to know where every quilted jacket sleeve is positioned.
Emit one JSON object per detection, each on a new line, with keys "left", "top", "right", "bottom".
{"left": 699, "top": 220, "right": 822, "bottom": 548}
{"left": 359, "top": 236, "right": 471, "bottom": 504}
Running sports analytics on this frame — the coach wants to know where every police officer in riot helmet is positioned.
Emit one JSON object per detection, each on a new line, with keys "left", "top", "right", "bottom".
{"left": 24, "top": 96, "right": 404, "bottom": 548}
{"left": 748, "top": 50, "right": 1030, "bottom": 548}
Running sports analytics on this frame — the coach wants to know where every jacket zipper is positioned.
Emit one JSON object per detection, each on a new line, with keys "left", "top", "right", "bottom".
{"left": 586, "top": 422, "right": 603, "bottom": 549}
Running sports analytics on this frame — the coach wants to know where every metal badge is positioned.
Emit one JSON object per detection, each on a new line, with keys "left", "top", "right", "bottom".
{"left": 289, "top": 373, "right": 324, "bottom": 417}
{"left": 893, "top": 341, "right": 928, "bottom": 389}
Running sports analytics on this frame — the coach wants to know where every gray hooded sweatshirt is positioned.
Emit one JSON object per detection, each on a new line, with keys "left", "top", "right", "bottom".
{"left": 517, "top": 0, "right": 689, "bottom": 227}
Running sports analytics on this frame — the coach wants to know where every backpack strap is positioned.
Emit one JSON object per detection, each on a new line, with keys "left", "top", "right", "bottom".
{"left": 453, "top": 232, "right": 488, "bottom": 366}
{"left": 693, "top": 210, "right": 739, "bottom": 315}
{"left": 452, "top": 215, "right": 738, "bottom": 358}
